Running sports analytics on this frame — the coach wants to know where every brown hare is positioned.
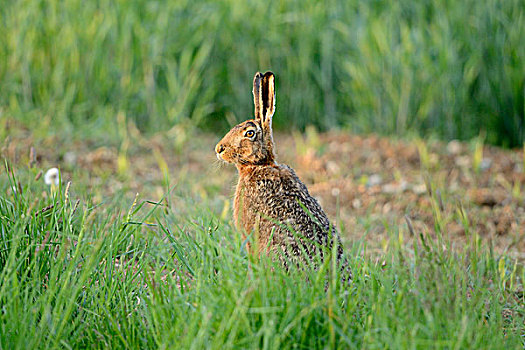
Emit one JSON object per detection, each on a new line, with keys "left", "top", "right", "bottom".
{"left": 215, "top": 71, "right": 349, "bottom": 276}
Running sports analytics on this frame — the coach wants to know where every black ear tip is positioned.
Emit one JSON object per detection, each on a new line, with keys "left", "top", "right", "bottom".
{"left": 263, "top": 71, "right": 274, "bottom": 78}
{"left": 254, "top": 72, "right": 263, "bottom": 80}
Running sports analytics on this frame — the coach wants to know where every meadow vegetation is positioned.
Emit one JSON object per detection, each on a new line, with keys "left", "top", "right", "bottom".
{"left": 0, "top": 158, "right": 523, "bottom": 348}
{"left": 1, "top": 0, "right": 524, "bottom": 146}
{"left": 1, "top": 0, "right": 524, "bottom": 348}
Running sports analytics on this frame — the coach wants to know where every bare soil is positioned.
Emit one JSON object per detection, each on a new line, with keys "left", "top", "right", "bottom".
{"left": 3, "top": 127, "right": 524, "bottom": 259}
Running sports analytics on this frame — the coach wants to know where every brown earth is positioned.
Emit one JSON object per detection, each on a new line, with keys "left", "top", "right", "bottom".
{"left": 2, "top": 126, "right": 524, "bottom": 260}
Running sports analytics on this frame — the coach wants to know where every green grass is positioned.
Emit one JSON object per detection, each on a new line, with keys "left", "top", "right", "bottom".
{"left": 2, "top": 1, "right": 524, "bottom": 346}
{"left": 1, "top": 0, "right": 524, "bottom": 146}
{"left": 1, "top": 162, "right": 523, "bottom": 349}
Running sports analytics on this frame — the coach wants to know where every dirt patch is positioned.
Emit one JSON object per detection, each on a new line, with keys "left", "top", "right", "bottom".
{"left": 2, "top": 128, "right": 524, "bottom": 259}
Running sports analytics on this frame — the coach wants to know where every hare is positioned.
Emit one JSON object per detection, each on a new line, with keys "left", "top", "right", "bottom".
{"left": 215, "top": 71, "right": 348, "bottom": 275}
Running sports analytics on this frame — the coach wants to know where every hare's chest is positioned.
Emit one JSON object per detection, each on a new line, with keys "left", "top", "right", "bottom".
{"left": 234, "top": 177, "right": 288, "bottom": 225}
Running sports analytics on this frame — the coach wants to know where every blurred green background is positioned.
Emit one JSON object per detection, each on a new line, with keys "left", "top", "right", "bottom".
{"left": 1, "top": 0, "right": 524, "bottom": 146}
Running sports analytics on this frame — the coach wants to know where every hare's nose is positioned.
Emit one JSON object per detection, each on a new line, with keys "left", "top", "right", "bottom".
{"left": 215, "top": 144, "right": 225, "bottom": 154}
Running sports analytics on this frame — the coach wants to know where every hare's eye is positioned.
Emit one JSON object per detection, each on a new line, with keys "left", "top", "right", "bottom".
{"left": 245, "top": 130, "right": 255, "bottom": 138}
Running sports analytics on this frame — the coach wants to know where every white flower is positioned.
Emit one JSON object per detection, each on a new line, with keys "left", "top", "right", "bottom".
{"left": 44, "top": 168, "right": 60, "bottom": 186}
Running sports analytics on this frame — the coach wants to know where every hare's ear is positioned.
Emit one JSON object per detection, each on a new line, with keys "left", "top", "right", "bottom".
{"left": 253, "top": 71, "right": 276, "bottom": 126}
{"left": 253, "top": 72, "right": 264, "bottom": 121}
{"left": 261, "top": 72, "right": 275, "bottom": 125}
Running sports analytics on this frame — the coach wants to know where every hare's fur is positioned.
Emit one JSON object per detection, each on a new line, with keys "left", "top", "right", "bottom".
{"left": 216, "top": 72, "right": 347, "bottom": 271}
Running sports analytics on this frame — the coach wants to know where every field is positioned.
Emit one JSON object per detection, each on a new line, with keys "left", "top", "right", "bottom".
{"left": 1, "top": 0, "right": 524, "bottom": 145}
{"left": 1, "top": 0, "right": 525, "bottom": 348}
{"left": 1, "top": 124, "right": 524, "bottom": 348}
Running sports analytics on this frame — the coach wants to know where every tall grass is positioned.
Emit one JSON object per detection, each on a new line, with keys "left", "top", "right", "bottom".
{"left": 0, "top": 164, "right": 523, "bottom": 348}
{"left": 1, "top": 0, "right": 524, "bottom": 146}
